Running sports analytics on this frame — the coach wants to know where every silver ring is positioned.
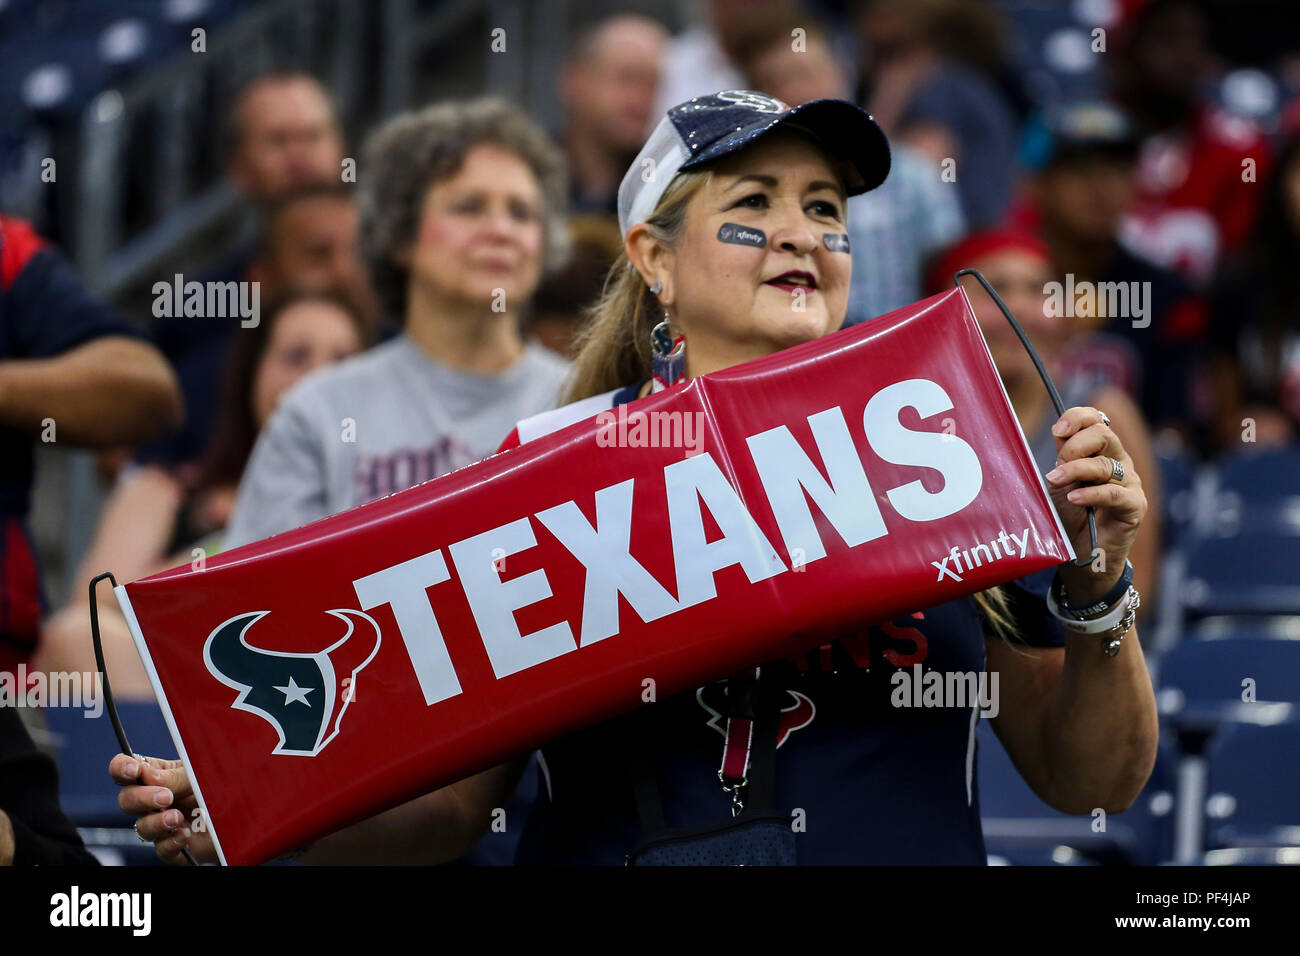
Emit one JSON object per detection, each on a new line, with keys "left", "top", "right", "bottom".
{"left": 1096, "top": 409, "right": 1111, "bottom": 428}
{"left": 1107, "top": 457, "right": 1125, "bottom": 483}
{"left": 134, "top": 820, "right": 150, "bottom": 843}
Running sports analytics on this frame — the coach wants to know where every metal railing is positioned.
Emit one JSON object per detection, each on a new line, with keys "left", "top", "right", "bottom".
{"left": 70, "top": 0, "right": 685, "bottom": 299}
{"left": 73, "top": 0, "right": 496, "bottom": 300}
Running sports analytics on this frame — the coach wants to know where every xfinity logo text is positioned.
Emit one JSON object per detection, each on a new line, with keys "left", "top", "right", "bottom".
{"left": 930, "top": 526, "right": 1035, "bottom": 583}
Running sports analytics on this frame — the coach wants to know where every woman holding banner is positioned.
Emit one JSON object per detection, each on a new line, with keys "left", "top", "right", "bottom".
{"left": 114, "top": 91, "right": 1159, "bottom": 866}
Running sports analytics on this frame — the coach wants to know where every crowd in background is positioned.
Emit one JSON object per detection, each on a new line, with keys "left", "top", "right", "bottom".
{"left": 7, "top": 0, "right": 1300, "bottom": 706}
{"left": 2, "top": 0, "right": 1299, "bottom": 865}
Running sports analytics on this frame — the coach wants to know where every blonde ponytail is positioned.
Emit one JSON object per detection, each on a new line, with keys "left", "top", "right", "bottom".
{"left": 565, "top": 170, "right": 711, "bottom": 403}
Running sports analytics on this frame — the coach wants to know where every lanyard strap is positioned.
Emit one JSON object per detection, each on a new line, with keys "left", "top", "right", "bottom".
{"left": 628, "top": 665, "right": 782, "bottom": 834}
{"left": 718, "top": 667, "right": 759, "bottom": 814}
{"left": 718, "top": 666, "right": 782, "bottom": 816}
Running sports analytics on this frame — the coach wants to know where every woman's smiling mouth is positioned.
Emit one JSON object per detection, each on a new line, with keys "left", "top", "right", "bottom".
{"left": 764, "top": 270, "right": 818, "bottom": 293}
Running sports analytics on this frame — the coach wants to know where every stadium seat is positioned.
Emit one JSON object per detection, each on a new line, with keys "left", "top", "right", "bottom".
{"left": 40, "top": 700, "right": 178, "bottom": 866}
{"left": 1188, "top": 614, "right": 1300, "bottom": 642}
{"left": 0, "top": 0, "right": 55, "bottom": 35}
{"left": 1154, "top": 442, "right": 1198, "bottom": 549}
{"left": 14, "top": 36, "right": 108, "bottom": 122}
{"left": 977, "top": 719, "right": 1175, "bottom": 865}
{"left": 1179, "top": 534, "right": 1300, "bottom": 618}
{"left": 1197, "top": 491, "right": 1300, "bottom": 538}
{"left": 99, "top": 17, "right": 161, "bottom": 73}
{"left": 997, "top": 0, "right": 1107, "bottom": 110}
{"left": 1214, "top": 447, "right": 1300, "bottom": 500}
{"left": 1199, "top": 846, "right": 1300, "bottom": 865}
{"left": 987, "top": 845, "right": 1098, "bottom": 866}
{"left": 42, "top": 700, "right": 177, "bottom": 828}
{"left": 1203, "top": 722, "right": 1300, "bottom": 850}
{"left": 1153, "top": 636, "right": 1300, "bottom": 861}
{"left": 1157, "top": 636, "right": 1300, "bottom": 716}
{"left": 1180, "top": 447, "right": 1300, "bottom": 539}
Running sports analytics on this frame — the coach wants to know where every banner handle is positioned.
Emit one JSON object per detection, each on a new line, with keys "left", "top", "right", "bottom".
{"left": 90, "top": 571, "right": 199, "bottom": 866}
{"left": 954, "top": 269, "right": 1097, "bottom": 568}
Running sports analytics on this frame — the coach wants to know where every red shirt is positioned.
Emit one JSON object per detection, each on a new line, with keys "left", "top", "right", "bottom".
{"left": 1121, "top": 105, "right": 1273, "bottom": 284}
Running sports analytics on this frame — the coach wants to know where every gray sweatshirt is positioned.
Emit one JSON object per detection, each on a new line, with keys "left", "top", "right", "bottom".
{"left": 225, "top": 334, "right": 570, "bottom": 549}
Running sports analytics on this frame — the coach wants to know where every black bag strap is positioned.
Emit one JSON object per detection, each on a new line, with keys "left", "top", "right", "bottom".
{"left": 629, "top": 723, "right": 667, "bottom": 833}
{"left": 746, "top": 670, "right": 781, "bottom": 809}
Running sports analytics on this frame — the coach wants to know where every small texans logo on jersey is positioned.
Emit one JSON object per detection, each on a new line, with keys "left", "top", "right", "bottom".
{"left": 696, "top": 683, "right": 816, "bottom": 748}
{"left": 203, "top": 609, "right": 381, "bottom": 756}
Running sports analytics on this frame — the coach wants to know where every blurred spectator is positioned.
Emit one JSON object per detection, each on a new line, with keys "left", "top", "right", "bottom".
{"left": 0, "top": 215, "right": 182, "bottom": 672}
{"left": 527, "top": 216, "right": 623, "bottom": 358}
{"left": 530, "top": 13, "right": 668, "bottom": 358}
{"left": 561, "top": 15, "right": 669, "bottom": 215}
{"left": 650, "top": 0, "right": 785, "bottom": 122}
{"left": 135, "top": 74, "right": 349, "bottom": 473}
{"left": 37, "top": 289, "right": 372, "bottom": 700}
{"left": 200, "top": 72, "right": 348, "bottom": 296}
{"left": 731, "top": 5, "right": 965, "bottom": 322}
{"left": 138, "top": 184, "right": 373, "bottom": 468}
{"left": 224, "top": 73, "right": 346, "bottom": 205}
{"left": 224, "top": 98, "right": 572, "bottom": 548}
{"left": 1024, "top": 102, "right": 1208, "bottom": 442}
{"left": 856, "top": 0, "right": 1020, "bottom": 228}
{"left": 1112, "top": 0, "right": 1273, "bottom": 285}
{"left": 929, "top": 228, "right": 1161, "bottom": 615}
{"left": 1207, "top": 132, "right": 1300, "bottom": 451}
{"left": 246, "top": 186, "right": 378, "bottom": 322}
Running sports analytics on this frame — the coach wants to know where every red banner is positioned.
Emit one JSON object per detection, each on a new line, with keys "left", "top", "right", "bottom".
{"left": 118, "top": 288, "right": 1073, "bottom": 865}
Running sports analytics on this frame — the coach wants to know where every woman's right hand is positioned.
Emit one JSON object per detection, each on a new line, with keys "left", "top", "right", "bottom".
{"left": 110, "top": 753, "right": 216, "bottom": 864}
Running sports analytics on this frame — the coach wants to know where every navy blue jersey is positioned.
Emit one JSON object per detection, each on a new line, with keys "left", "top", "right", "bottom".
{"left": 0, "top": 216, "right": 144, "bottom": 666}
{"left": 510, "top": 381, "right": 1065, "bottom": 865}
{"left": 133, "top": 243, "right": 255, "bottom": 467}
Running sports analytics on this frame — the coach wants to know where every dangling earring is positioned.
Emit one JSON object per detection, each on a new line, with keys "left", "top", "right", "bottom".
{"left": 649, "top": 280, "right": 662, "bottom": 296}
{"left": 650, "top": 310, "right": 685, "bottom": 392}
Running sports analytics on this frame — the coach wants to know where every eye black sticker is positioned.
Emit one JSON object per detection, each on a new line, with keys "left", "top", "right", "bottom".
{"left": 823, "top": 233, "right": 850, "bottom": 253}
{"left": 717, "top": 223, "right": 767, "bottom": 247}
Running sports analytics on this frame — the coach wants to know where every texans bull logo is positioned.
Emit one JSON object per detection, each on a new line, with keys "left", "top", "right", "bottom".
{"left": 696, "top": 683, "right": 816, "bottom": 748}
{"left": 203, "top": 609, "right": 381, "bottom": 756}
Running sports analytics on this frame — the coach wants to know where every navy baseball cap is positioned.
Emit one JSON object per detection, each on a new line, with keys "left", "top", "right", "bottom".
{"left": 617, "top": 90, "right": 892, "bottom": 236}
{"left": 1041, "top": 102, "right": 1140, "bottom": 168}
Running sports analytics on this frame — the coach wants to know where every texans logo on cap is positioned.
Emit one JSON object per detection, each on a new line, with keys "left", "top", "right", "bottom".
{"left": 715, "top": 90, "right": 788, "bottom": 113}
{"left": 618, "top": 89, "right": 891, "bottom": 237}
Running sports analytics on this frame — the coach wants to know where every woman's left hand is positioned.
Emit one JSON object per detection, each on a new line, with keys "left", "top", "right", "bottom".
{"left": 1043, "top": 405, "right": 1147, "bottom": 605}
